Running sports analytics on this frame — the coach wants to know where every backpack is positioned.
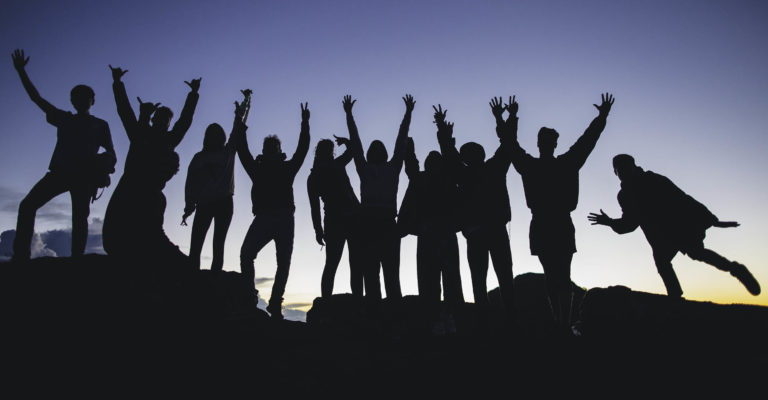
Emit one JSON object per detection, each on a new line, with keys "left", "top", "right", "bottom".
{"left": 90, "top": 152, "right": 117, "bottom": 202}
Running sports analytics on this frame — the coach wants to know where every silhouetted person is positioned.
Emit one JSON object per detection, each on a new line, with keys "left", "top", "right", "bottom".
{"left": 435, "top": 103, "right": 515, "bottom": 322}
{"left": 343, "top": 94, "right": 413, "bottom": 301}
{"left": 103, "top": 65, "right": 200, "bottom": 270}
{"left": 399, "top": 131, "right": 464, "bottom": 333}
{"left": 589, "top": 154, "right": 761, "bottom": 298}
{"left": 307, "top": 135, "right": 363, "bottom": 298}
{"left": 236, "top": 102, "right": 310, "bottom": 319}
{"left": 10, "top": 49, "right": 116, "bottom": 261}
{"left": 182, "top": 91, "right": 250, "bottom": 271}
{"left": 505, "top": 93, "right": 614, "bottom": 329}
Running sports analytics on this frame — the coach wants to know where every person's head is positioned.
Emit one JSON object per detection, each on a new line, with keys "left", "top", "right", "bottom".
{"left": 459, "top": 142, "right": 485, "bottom": 166}
{"left": 424, "top": 151, "right": 443, "bottom": 174}
{"left": 314, "top": 139, "right": 335, "bottom": 163}
{"left": 151, "top": 106, "right": 174, "bottom": 131}
{"left": 262, "top": 135, "right": 284, "bottom": 159}
{"left": 202, "top": 123, "right": 226, "bottom": 152}
{"left": 612, "top": 154, "right": 640, "bottom": 181}
{"left": 70, "top": 85, "right": 94, "bottom": 114}
{"left": 366, "top": 140, "right": 388, "bottom": 163}
{"left": 537, "top": 127, "right": 559, "bottom": 158}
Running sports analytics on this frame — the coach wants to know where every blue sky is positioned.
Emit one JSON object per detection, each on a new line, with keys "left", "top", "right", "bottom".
{"left": 1, "top": 0, "right": 767, "bottom": 308}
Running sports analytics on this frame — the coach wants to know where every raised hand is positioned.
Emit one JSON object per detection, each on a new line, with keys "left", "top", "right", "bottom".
{"left": 437, "top": 120, "right": 455, "bottom": 143}
{"left": 234, "top": 99, "right": 247, "bottom": 118}
{"left": 12, "top": 49, "right": 29, "bottom": 71}
{"left": 137, "top": 97, "right": 161, "bottom": 115}
{"left": 505, "top": 95, "right": 518, "bottom": 117}
{"left": 300, "top": 102, "right": 310, "bottom": 121}
{"left": 403, "top": 94, "right": 415, "bottom": 112}
{"left": 342, "top": 95, "right": 356, "bottom": 113}
{"left": 333, "top": 135, "right": 350, "bottom": 147}
{"left": 432, "top": 104, "right": 447, "bottom": 125}
{"left": 490, "top": 97, "right": 505, "bottom": 119}
{"left": 109, "top": 64, "right": 128, "bottom": 81}
{"left": 184, "top": 78, "right": 202, "bottom": 93}
{"left": 587, "top": 209, "right": 612, "bottom": 226}
{"left": 594, "top": 92, "right": 614, "bottom": 116}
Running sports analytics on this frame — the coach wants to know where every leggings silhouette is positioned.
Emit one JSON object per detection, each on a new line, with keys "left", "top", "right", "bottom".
{"left": 308, "top": 139, "right": 363, "bottom": 297}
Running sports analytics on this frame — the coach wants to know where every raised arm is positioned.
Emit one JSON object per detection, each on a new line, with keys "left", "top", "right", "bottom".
{"left": 12, "top": 49, "right": 59, "bottom": 115}
{"left": 500, "top": 95, "right": 534, "bottom": 172}
{"left": 433, "top": 105, "right": 463, "bottom": 177}
{"left": 562, "top": 93, "right": 614, "bottom": 169}
{"left": 343, "top": 95, "right": 366, "bottom": 173}
{"left": 588, "top": 190, "right": 639, "bottom": 234}
{"left": 307, "top": 174, "right": 325, "bottom": 246}
{"left": 332, "top": 135, "right": 354, "bottom": 167}
{"left": 288, "top": 102, "right": 311, "bottom": 176}
{"left": 404, "top": 137, "right": 420, "bottom": 179}
{"left": 109, "top": 65, "right": 141, "bottom": 140}
{"left": 235, "top": 121, "right": 257, "bottom": 179}
{"left": 390, "top": 94, "right": 415, "bottom": 170}
{"left": 227, "top": 92, "right": 249, "bottom": 152}
{"left": 168, "top": 78, "right": 201, "bottom": 148}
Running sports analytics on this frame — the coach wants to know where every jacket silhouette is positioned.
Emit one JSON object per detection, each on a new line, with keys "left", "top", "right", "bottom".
{"left": 589, "top": 154, "right": 761, "bottom": 298}
{"left": 11, "top": 49, "right": 115, "bottom": 261}
{"left": 307, "top": 137, "right": 362, "bottom": 297}
{"left": 102, "top": 66, "right": 199, "bottom": 269}
{"left": 237, "top": 103, "right": 310, "bottom": 319}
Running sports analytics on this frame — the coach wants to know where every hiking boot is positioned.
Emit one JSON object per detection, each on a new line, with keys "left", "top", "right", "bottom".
{"left": 267, "top": 299, "right": 284, "bottom": 320}
{"left": 730, "top": 262, "right": 761, "bottom": 295}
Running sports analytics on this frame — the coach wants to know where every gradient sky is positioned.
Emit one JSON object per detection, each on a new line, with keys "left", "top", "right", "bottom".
{"left": 1, "top": 0, "right": 767, "bottom": 310}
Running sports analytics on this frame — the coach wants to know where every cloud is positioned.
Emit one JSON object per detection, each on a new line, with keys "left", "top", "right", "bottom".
{"left": 284, "top": 302, "right": 312, "bottom": 309}
{"left": 0, "top": 221, "right": 106, "bottom": 259}
{"left": 254, "top": 277, "right": 274, "bottom": 285}
{"left": 0, "top": 185, "right": 75, "bottom": 225}
{"left": 0, "top": 230, "right": 56, "bottom": 260}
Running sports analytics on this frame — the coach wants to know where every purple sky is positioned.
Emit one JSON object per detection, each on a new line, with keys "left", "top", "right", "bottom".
{"left": 1, "top": 0, "right": 767, "bottom": 308}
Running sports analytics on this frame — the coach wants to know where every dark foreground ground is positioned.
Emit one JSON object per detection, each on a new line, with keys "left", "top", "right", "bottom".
{"left": 0, "top": 255, "right": 766, "bottom": 395}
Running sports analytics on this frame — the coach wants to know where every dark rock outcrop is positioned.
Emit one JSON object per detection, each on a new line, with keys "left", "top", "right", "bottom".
{"left": 1, "top": 256, "right": 765, "bottom": 394}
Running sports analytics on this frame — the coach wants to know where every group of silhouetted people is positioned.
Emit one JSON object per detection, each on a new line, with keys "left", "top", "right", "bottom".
{"left": 9, "top": 49, "right": 761, "bottom": 325}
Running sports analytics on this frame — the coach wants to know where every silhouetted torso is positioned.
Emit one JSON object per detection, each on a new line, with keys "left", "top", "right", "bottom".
{"left": 186, "top": 141, "right": 236, "bottom": 206}
{"left": 46, "top": 110, "right": 113, "bottom": 177}
{"left": 400, "top": 167, "right": 459, "bottom": 235}
{"left": 244, "top": 157, "right": 303, "bottom": 215}
{"left": 510, "top": 116, "right": 606, "bottom": 216}
{"left": 454, "top": 147, "right": 513, "bottom": 233}
{"left": 359, "top": 161, "right": 401, "bottom": 217}
{"left": 307, "top": 155, "right": 360, "bottom": 217}
{"left": 617, "top": 169, "right": 717, "bottom": 250}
